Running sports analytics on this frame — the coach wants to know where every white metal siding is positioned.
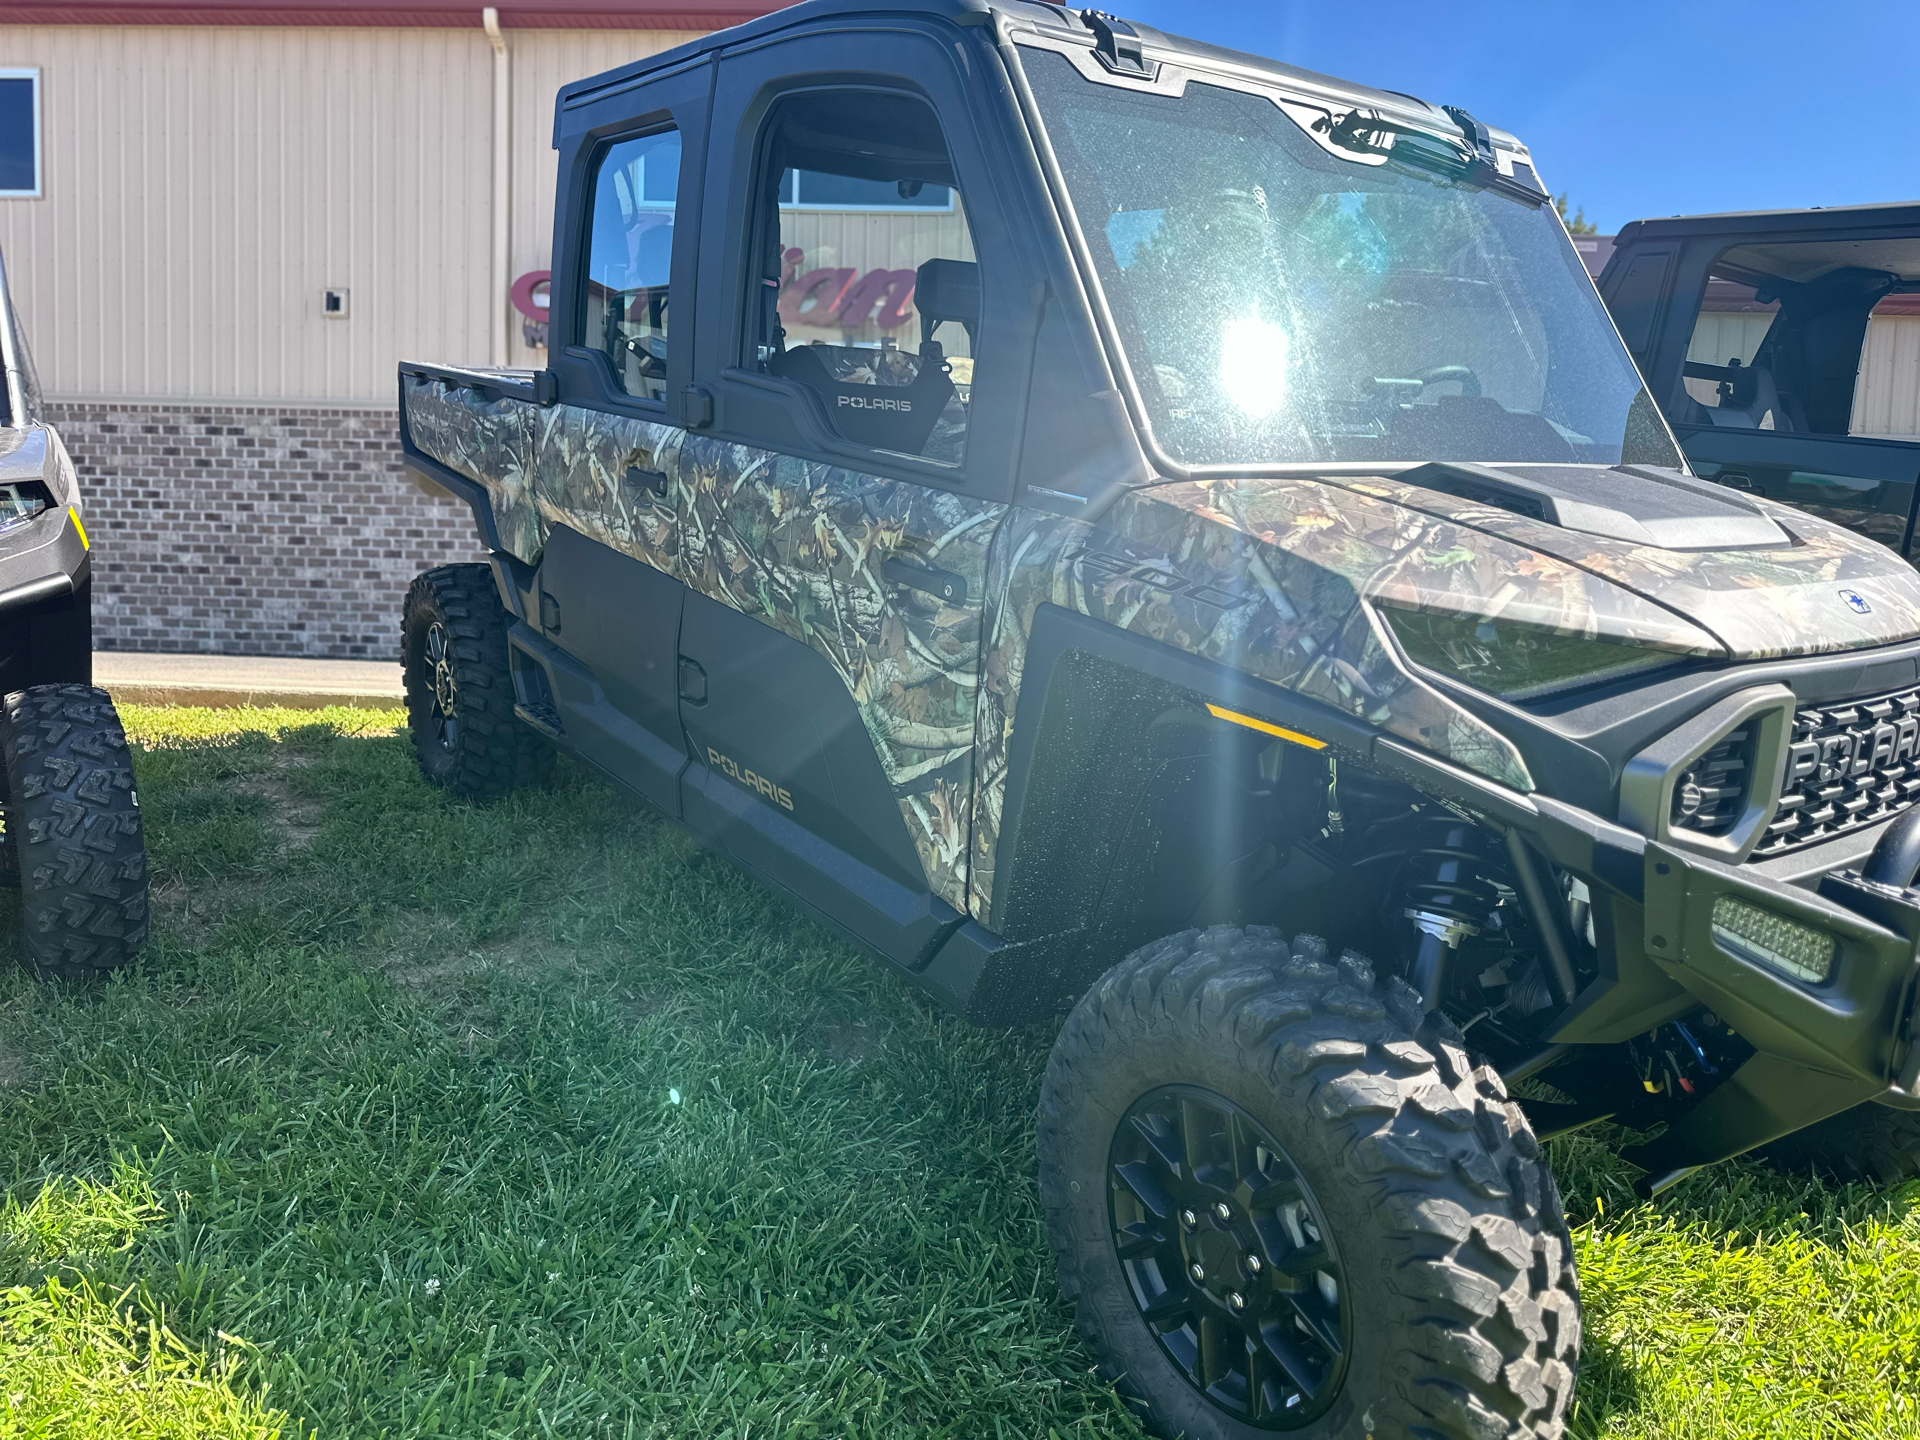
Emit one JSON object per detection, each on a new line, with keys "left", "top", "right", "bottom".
{"left": 507, "top": 30, "right": 682, "bottom": 368}
{"left": 1852, "top": 316, "right": 1920, "bottom": 439}
{"left": 0, "top": 24, "right": 682, "bottom": 403}
{"left": 1681, "top": 312, "right": 1775, "bottom": 409}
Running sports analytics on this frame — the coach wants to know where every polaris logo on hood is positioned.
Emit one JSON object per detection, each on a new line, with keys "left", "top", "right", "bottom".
{"left": 1841, "top": 589, "right": 1872, "bottom": 615}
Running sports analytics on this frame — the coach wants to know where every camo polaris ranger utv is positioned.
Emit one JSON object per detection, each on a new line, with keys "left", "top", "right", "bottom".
{"left": 394, "top": 4, "right": 1920, "bottom": 1434}
{"left": 0, "top": 248, "right": 148, "bottom": 981}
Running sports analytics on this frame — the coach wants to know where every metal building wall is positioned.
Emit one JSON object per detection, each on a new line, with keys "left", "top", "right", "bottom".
{"left": 1853, "top": 317, "right": 1920, "bottom": 440}
{"left": 0, "top": 24, "right": 679, "bottom": 403}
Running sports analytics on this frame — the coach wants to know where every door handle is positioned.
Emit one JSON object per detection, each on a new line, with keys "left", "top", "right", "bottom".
{"left": 625, "top": 465, "right": 669, "bottom": 500}
{"left": 883, "top": 556, "right": 968, "bottom": 605}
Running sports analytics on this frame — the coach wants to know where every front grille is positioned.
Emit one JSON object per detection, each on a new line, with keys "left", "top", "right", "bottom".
{"left": 1756, "top": 685, "right": 1920, "bottom": 857}
{"left": 1671, "top": 726, "right": 1754, "bottom": 838}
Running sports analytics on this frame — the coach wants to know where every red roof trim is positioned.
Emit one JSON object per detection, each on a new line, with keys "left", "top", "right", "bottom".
{"left": 0, "top": 0, "right": 782, "bottom": 26}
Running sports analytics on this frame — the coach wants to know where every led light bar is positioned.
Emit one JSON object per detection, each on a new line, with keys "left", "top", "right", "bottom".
{"left": 1709, "top": 895, "right": 1836, "bottom": 984}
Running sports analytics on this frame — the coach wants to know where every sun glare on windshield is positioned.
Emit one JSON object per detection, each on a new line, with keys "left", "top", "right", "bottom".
{"left": 1219, "top": 315, "right": 1290, "bottom": 417}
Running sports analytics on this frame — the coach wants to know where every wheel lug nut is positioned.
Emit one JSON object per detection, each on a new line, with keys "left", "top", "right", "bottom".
{"left": 1246, "top": 1254, "right": 1262, "bottom": 1275}
{"left": 1189, "top": 1262, "right": 1206, "bottom": 1283}
{"left": 1213, "top": 1202, "right": 1232, "bottom": 1223}
{"left": 1228, "top": 1291, "right": 1247, "bottom": 1311}
{"left": 1181, "top": 1209, "right": 1198, "bottom": 1230}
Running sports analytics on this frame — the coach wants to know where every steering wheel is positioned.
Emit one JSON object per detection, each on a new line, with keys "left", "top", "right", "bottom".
{"left": 1416, "top": 364, "right": 1482, "bottom": 399}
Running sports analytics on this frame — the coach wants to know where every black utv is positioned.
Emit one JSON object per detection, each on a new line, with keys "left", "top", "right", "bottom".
{"left": 1599, "top": 201, "right": 1920, "bottom": 558}
{"left": 392, "top": 5, "right": 1920, "bottom": 1436}
{"left": 0, "top": 249, "right": 149, "bottom": 980}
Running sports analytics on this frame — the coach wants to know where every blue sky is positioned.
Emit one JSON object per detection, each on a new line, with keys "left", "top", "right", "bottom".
{"left": 1118, "top": 0, "right": 1919, "bottom": 234}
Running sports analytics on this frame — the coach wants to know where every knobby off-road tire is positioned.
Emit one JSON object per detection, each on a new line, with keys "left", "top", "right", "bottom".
{"left": 0, "top": 684, "right": 149, "bottom": 980}
{"left": 403, "top": 564, "right": 552, "bottom": 800}
{"left": 1039, "top": 926, "right": 1579, "bottom": 1440}
{"left": 1760, "top": 1100, "right": 1920, "bottom": 1185}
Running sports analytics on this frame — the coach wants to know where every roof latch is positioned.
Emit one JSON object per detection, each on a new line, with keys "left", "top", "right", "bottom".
{"left": 1442, "top": 106, "right": 1499, "bottom": 167}
{"left": 1079, "top": 10, "right": 1155, "bottom": 79}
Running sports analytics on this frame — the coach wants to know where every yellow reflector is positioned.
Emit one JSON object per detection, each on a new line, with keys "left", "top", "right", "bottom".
{"left": 1205, "top": 704, "right": 1327, "bottom": 750}
{"left": 1710, "top": 895, "right": 1835, "bottom": 984}
{"left": 68, "top": 507, "right": 89, "bottom": 550}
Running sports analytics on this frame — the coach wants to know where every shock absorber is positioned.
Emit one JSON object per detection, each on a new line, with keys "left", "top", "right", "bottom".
{"left": 1397, "top": 817, "right": 1507, "bottom": 1011}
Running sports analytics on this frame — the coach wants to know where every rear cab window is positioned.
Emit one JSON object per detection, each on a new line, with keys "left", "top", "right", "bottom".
{"left": 581, "top": 128, "right": 682, "bottom": 403}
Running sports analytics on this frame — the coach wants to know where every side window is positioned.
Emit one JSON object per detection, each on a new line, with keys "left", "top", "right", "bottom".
{"left": 746, "top": 91, "right": 979, "bottom": 465}
{"left": 582, "top": 128, "right": 681, "bottom": 401}
{"left": 0, "top": 70, "right": 40, "bottom": 198}
{"left": 1678, "top": 266, "right": 1783, "bottom": 428}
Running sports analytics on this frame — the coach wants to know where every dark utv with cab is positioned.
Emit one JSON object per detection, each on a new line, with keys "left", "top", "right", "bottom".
{"left": 395, "top": 6, "right": 1920, "bottom": 1436}
{"left": 0, "top": 249, "right": 149, "bottom": 981}
{"left": 1599, "top": 202, "right": 1920, "bottom": 559}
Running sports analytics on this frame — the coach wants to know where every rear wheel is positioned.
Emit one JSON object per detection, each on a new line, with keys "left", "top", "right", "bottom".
{"left": 1760, "top": 1100, "right": 1920, "bottom": 1185}
{"left": 403, "top": 564, "right": 552, "bottom": 800}
{"left": 1, "top": 684, "right": 149, "bottom": 980}
{"left": 1039, "top": 926, "right": 1579, "bottom": 1439}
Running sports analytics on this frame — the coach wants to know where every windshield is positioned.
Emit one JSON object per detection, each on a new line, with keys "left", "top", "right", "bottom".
{"left": 1022, "top": 49, "right": 1680, "bottom": 470}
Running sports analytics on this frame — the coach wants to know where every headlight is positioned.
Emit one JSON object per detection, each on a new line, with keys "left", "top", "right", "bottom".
{"left": 0, "top": 481, "right": 51, "bottom": 536}
{"left": 1378, "top": 602, "right": 1695, "bottom": 702}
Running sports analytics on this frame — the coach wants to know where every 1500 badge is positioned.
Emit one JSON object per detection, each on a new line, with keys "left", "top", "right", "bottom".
{"left": 708, "top": 747, "right": 794, "bottom": 811}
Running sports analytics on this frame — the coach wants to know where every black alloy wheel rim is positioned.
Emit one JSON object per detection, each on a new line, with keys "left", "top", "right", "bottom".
{"left": 1108, "top": 1085, "right": 1350, "bottom": 1428}
{"left": 424, "top": 621, "right": 459, "bottom": 751}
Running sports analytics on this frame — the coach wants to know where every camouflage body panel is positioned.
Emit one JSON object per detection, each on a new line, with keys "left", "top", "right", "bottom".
{"left": 1344, "top": 474, "right": 1920, "bottom": 659}
{"left": 531, "top": 402, "right": 685, "bottom": 577}
{"left": 673, "top": 435, "right": 1002, "bottom": 910}
{"left": 404, "top": 379, "right": 544, "bottom": 561}
{"left": 971, "top": 478, "right": 1551, "bottom": 924}
{"left": 403, "top": 373, "right": 998, "bottom": 913}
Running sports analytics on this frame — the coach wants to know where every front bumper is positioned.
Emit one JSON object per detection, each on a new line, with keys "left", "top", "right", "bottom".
{"left": 1643, "top": 839, "right": 1920, "bottom": 1096}
{"left": 1607, "top": 835, "right": 1920, "bottom": 1191}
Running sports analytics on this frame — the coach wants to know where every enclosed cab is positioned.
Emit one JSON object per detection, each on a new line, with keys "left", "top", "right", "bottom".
{"left": 1599, "top": 202, "right": 1920, "bottom": 557}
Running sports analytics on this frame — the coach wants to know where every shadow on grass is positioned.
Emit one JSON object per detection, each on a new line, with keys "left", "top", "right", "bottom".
{"left": 4, "top": 707, "right": 1916, "bottom": 1438}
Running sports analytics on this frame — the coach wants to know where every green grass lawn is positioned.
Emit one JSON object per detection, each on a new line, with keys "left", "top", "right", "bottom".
{"left": 2, "top": 705, "right": 1919, "bottom": 1439}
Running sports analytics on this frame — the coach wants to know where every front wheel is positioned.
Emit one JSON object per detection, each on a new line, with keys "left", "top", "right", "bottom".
{"left": 402, "top": 564, "right": 552, "bottom": 800}
{"left": 1, "top": 684, "right": 149, "bottom": 980}
{"left": 1039, "top": 926, "right": 1579, "bottom": 1439}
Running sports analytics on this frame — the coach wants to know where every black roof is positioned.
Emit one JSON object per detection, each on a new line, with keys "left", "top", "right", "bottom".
{"left": 1615, "top": 201, "right": 1920, "bottom": 248}
{"left": 556, "top": 0, "right": 1450, "bottom": 132}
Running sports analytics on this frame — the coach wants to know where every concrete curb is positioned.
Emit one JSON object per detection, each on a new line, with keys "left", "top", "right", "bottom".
{"left": 103, "top": 684, "right": 406, "bottom": 711}
{"left": 91, "top": 653, "right": 406, "bottom": 711}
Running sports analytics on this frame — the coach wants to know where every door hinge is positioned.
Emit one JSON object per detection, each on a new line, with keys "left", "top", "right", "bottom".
{"left": 684, "top": 386, "right": 715, "bottom": 430}
{"left": 539, "top": 590, "right": 561, "bottom": 632}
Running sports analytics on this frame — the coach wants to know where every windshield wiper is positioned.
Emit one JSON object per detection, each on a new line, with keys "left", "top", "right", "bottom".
{"left": 1318, "top": 104, "right": 1546, "bottom": 209}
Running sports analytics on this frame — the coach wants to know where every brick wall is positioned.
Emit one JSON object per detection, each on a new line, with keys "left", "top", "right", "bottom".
{"left": 47, "top": 401, "right": 489, "bottom": 659}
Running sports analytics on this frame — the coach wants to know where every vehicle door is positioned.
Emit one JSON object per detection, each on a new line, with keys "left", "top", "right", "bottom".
{"left": 677, "top": 20, "right": 1036, "bottom": 965}
{"left": 1608, "top": 233, "right": 1920, "bottom": 560}
{"left": 530, "top": 60, "right": 712, "bottom": 814}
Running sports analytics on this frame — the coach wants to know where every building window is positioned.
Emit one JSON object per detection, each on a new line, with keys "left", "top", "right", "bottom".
{"left": 0, "top": 70, "right": 40, "bottom": 198}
